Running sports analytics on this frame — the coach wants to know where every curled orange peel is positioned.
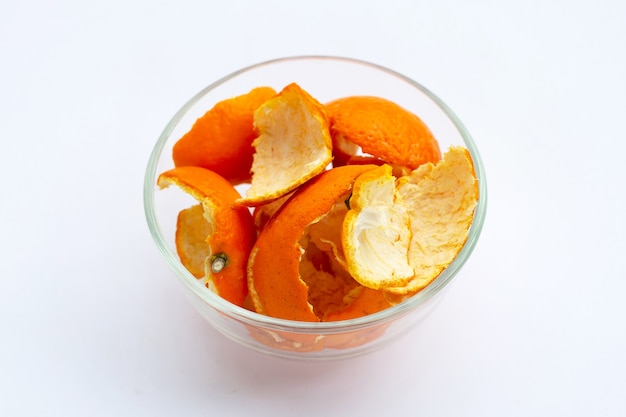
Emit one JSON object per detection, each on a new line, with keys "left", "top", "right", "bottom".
{"left": 326, "top": 95, "right": 441, "bottom": 170}
{"left": 157, "top": 166, "right": 256, "bottom": 307}
{"left": 246, "top": 164, "right": 379, "bottom": 322}
{"left": 237, "top": 83, "right": 333, "bottom": 206}
{"left": 172, "top": 86, "right": 276, "bottom": 185}
{"left": 342, "top": 146, "right": 479, "bottom": 295}
{"left": 342, "top": 164, "right": 414, "bottom": 290}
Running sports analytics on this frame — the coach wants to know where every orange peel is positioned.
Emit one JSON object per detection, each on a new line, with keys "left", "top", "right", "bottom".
{"left": 342, "top": 164, "right": 414, "bottom": 290}
{"left": 389, "top": 146, "right": 479, "bottom": 294}
{"left": 174, "top": 204, "right": 212, "bottom": 278}
{"left": 158, "top": 166, "right": 256, "bottom": 307}
{"left": 342, "top": 146, "right": 479, "bottom": 295}
{"left": 172, "top": 86, "right": 276, "bottom": 184}
{"left": 237, "top": 83, "right": 333, "bottom": 206}
{"left": 326, "top": 95, "right": 441, "bottom": 170}
{"left": 246, "top": 164, "right": 378, "bottom": 322}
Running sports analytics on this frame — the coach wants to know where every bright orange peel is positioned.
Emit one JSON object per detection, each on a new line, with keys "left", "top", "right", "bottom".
{"left": 172, "top": 86, "right": 276, "bottom": 184}
{"left": 247, "top": 164, "right": 378, "bottom": 322}
{"left": 158, "top": 166, "right": 256, "bottom": 307}
{"left": 326, "top": 95, "right": 441, "bottom": 170}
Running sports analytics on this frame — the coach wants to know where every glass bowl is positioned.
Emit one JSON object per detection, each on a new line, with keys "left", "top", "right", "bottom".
{"left": 144, "top": 56, "right": 487, "bottom": 361}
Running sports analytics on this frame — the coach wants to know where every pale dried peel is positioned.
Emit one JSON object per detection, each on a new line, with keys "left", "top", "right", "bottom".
{"left": 340, "top": 146, "right": 478, "bottom": 295}
{"left": 342, "top": 164, "right": 414, "bottom": 290}
{"left": 238, "top": 83, "right": 333, "bottom": 206}
{"left": 299, "top": 242, "right": 360, "bottom": 319}
{"left": 306, "top": 197, "right": 350, "bottom": 270}
{"left": 299, "top": 199, "right": 361, "bottom": 320}
{"left": 175, "top": 204, "right": 212, "bottom": 278}
{"left": 252, "top": 191, "right": 293, "bottom": 231}
{"left": 387, "top": 145, "right": 479, "bottom": 294}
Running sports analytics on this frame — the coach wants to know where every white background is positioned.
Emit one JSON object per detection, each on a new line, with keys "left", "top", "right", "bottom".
{"left": 1, "top": 1, "right": 625, "bottom": 416}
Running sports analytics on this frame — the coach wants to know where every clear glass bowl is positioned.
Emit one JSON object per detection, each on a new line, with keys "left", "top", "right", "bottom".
{"left": 144, "top": 56, "right": 487, "bottom": 361}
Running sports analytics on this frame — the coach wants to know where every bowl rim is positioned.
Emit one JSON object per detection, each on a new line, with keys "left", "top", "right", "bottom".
{"left": 143, "top": 55, "right": 487, "bottom": 333}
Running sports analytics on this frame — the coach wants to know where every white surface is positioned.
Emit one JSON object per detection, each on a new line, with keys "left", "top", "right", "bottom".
{"left": 1, "top": 0, "right": 625, "bottom": 415}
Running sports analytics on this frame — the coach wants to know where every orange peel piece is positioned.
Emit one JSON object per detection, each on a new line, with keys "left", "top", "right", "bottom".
{"left": 172, "top": 86, "right": 276, "bottom": 185}
{"left": 326, "top": 95, "right": 441, "bottom": 170}
{"left": 237, "top": 83, "right": 333, "bottom": 206}
{"left": 342, "top": 164, "right": 414, "bottom": 290}
{"left": 247, "top": 164, "right": 378, "bottom": 322}
{"left": 389, "top": 146, "right": 479, "bottom": 294}
{"left": 174, "top": 204, "right": 212, "bottom": 278}
{"left": 342, "top": 146, "right": 479, "bottom": 295}
{"left": 158, "top": 166, "right": 256, "bottom": 307}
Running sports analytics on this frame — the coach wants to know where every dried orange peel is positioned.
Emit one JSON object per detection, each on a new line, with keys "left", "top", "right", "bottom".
{"left": 342, "top": 146, "right": 479, "bottom": 295}
{"left": 157, "top": 166, "right": 256, "bottom": 307}
{"left": 237, "top": 83, "right": 333, "bottom": 206}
